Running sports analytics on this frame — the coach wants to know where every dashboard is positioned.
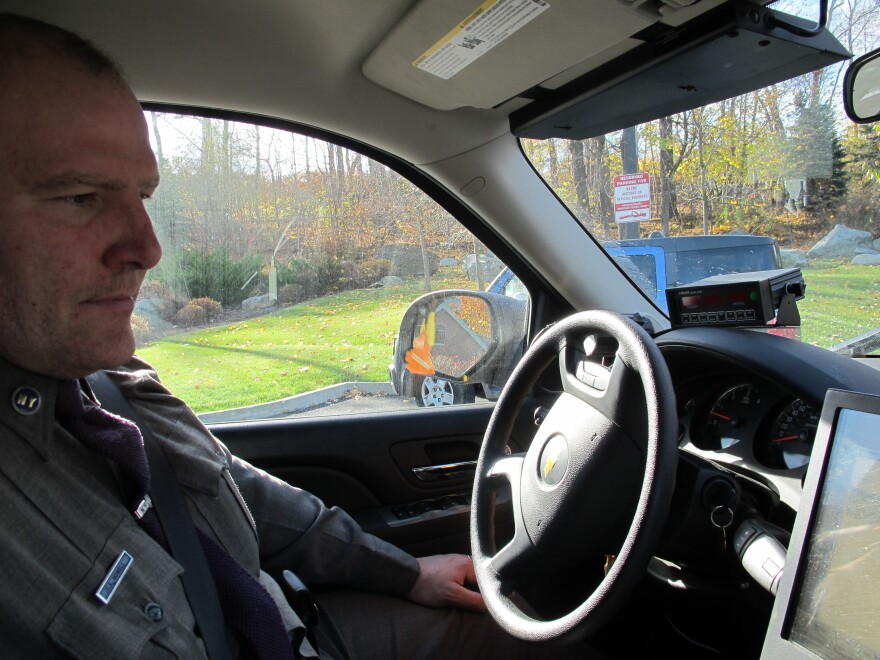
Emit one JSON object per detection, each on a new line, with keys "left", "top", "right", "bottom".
{"left": 656, "top": 326, "right": 880, "bottom": 510}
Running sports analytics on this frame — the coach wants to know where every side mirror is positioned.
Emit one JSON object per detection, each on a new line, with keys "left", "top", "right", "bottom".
{"left": 389, "top": 290, "right": 527, "bottom": 406}
{"left": 844, "top": 48, "right": 880, "bottom": 124}
{"left": 406, "top": 293, "right": 495, "bottom": 380}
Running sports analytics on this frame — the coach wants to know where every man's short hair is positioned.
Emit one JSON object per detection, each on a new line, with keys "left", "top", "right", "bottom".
{"left": 0, "top": 13, "right": 125, "bottom": 80}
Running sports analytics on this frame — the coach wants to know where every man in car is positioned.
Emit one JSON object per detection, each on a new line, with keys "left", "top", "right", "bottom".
{"left": 0, "top": 14, "right": 601, "bottom": 660}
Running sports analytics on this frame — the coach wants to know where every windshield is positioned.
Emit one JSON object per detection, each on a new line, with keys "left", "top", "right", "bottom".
{"left": 521, "top": 0, "right": 880, "bottom": 355}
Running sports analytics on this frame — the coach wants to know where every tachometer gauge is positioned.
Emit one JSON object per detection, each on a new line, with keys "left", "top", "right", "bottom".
{"left": 764, "top": 399, "right": 820, "bottom": 469}
{"left": 703, "top": 384, "right": 762, "bottom": 450}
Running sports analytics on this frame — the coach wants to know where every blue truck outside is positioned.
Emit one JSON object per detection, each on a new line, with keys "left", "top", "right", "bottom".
{"left": 491, "top": 234, "right": 782, "bottom": 313}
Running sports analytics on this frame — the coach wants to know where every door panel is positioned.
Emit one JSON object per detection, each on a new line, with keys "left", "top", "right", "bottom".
{"left": 212, "top": 401, "right": 537, "bottom": 555}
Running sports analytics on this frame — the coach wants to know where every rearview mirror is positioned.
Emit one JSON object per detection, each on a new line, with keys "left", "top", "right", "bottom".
{"left": 844, "top": 48, "right": 880, "bottom": 124}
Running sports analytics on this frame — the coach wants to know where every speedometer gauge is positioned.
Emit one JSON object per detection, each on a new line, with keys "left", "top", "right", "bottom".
{"left": 762, "top": 399, "right": 820, "bottom": 469}
{"left": 702, "top": 384, "right": 762, "bottom": 450}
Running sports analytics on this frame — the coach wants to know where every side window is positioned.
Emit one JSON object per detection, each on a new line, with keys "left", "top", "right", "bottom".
{"left": 138, "top": 112, "right": 528, "bottom": 421}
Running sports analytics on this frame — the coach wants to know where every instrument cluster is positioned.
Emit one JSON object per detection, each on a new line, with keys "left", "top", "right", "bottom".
{"left": 677, "top": 377, "right": 821, "bottom": 472}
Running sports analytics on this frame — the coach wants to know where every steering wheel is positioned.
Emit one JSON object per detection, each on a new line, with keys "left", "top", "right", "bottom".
{"left": 471, "top": 310, "right": 678, "bottom": 644}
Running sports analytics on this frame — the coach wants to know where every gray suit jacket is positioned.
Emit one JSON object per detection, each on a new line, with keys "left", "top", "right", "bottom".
{"left": 0, "top": 356, "right": 419, "bottom": 658}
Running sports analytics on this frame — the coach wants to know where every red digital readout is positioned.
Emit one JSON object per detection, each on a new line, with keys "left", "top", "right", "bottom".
{"left": 681, "top": 286, "right": 752, "bottom": 308}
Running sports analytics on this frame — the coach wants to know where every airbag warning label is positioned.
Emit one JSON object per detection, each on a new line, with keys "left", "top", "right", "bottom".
{"left": 414, "top": 0, "right": 549, "bottom": 80}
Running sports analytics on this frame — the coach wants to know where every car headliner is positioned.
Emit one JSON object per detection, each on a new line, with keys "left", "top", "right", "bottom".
{"left": 4, "top": 0, "right": 728, "bottom": 166}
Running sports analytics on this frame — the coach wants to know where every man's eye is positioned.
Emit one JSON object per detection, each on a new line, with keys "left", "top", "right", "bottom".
{"left": 65, "top": 193, "right": 97, "bottom": 205}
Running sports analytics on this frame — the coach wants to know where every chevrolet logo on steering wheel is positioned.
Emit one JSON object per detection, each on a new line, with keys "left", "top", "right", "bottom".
{"left": 539, "top": 435, "right": 569, "bottom": 487}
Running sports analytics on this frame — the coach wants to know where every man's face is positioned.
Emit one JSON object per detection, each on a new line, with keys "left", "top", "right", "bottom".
{"left": 0, "top": 55, "right": 162, "bottom": 379}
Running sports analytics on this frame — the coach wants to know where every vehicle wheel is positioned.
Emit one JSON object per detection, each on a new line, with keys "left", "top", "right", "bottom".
{"left": 471, "top": 310, "right": 678, "bottom": 644}
{"left": 418, "top": 375, "right": 476, "bottom": 407}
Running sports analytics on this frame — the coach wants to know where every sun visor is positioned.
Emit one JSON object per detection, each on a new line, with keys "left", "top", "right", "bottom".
{"left": 512, "top": 1, "right": 850, "bottom": 139}
{"left": 362, "top": 0, "right": 657, "bottom": 111}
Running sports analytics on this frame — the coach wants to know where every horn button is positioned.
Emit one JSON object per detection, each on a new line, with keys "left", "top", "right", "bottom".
{"left": 519, "top": 392, "right": 642, "bottom": 562}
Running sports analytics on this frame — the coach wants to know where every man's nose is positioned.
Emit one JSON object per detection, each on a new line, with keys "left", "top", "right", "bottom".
{"left": 103, "top": 198, "right": 163, "bottom": 271}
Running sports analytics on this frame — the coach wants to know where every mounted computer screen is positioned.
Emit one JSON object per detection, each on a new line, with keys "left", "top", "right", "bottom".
{"left": 762, "top": 388, "right": 880, "bottom": 659}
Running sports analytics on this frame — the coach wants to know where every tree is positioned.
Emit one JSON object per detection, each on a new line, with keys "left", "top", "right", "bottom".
{"left": 656, "top": 115, "right": 693, "bottom": 234}
{"left": 593, "top": 136, "right": 614, "bottom": 238}
{"left": 570, "top": 140, "right": 590, "bottom": 223}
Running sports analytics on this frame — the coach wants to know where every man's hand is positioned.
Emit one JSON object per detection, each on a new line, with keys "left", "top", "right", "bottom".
{"left": 407, "top": 554, "right": 486, "bottom": 612}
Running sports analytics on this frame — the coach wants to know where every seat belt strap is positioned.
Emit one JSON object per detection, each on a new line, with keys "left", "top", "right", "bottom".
{"left": 87, "top": 371, "right": 234, "bottom": 660}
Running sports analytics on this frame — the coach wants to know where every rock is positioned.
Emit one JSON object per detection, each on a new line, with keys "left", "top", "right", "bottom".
{"left": 439, "top": 257, "right": 458, "bottom": 267}
{"left": 780, "top": 249, "right": 808, "bottom": 268}
{"left": 242, "top": 294, "right": 275, "bottom": 311}
{"left": 462, "top": 253, "right": 504, "bottom": 282}
{"left": 376, "top": 244, "right": 439, "bottom": 277}
{"left": 134, "top": 298, "right": 173, "bottom": 330}
{"left": 376, "top": 275, "right": 403, "bottom": 287}
{"left": 135, "top": 298, "right": 161, "bottom": 318}
{"left": 853, "top": 253, "right": 880, "bottom": 266}
{"left": 807, "top": 224, "right": 874, "bottom": 260}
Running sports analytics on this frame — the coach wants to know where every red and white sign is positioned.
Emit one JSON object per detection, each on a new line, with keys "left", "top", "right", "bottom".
{"left": 614, "top": 173, "right": 651, "bottom": 223}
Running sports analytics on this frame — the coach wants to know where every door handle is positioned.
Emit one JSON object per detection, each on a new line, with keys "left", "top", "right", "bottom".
{"left": 411, "top": 460, "right": 477, "bottom": 482}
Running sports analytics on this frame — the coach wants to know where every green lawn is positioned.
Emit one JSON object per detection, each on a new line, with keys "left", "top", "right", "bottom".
{"left": 798, "top": 262, "right": 880, "bottom": 349}
{"left": 137, "top": 272, "right": 473, "bottom": 413}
